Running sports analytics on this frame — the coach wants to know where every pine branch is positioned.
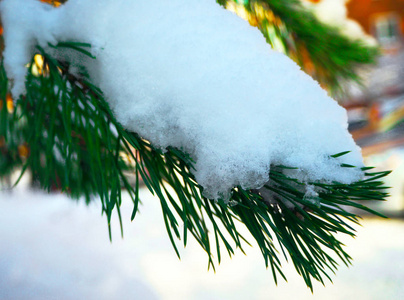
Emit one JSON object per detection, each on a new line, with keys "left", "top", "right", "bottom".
{"left": 219, "top": 0, "right": 379, "bottom": 96}
{"left": 0, "top": 42, "right": 390, "bottom": 290}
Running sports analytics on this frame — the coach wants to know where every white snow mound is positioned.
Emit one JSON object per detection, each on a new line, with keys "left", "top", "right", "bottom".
{"left": 0, "top": 0, "right": 364, "bottom": 199}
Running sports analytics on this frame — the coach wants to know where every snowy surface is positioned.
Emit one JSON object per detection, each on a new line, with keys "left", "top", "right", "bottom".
{"left": 0, "top": 0, "right": 364, "bottom": 199}
{"left": 1, "top": 184, "right": 404, "bottom": 300}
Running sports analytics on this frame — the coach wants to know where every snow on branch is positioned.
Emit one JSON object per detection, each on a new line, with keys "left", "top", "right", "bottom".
{"left": 0, "top": 0, "right": 363, "bottom": 200}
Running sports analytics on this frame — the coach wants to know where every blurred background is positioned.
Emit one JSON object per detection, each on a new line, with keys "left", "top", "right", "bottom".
{"left": 342, "top": 0, "right": 404, "bottom": 218}
{"left": 1, "top": 0, "right": 404, "bottom": 299}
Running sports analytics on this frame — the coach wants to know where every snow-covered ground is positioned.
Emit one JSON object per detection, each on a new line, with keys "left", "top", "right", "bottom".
{"left": 1, "top": 181, "right": 404, "bottom": 300}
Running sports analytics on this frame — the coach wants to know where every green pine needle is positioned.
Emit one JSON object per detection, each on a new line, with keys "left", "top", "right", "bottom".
{"left": 0, "top": 41, "right": 389, "bottom": 291}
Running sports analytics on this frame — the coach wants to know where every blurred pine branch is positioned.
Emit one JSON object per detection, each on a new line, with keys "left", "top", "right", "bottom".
{"left": 219, "top": 0, "right": 379, "bottom": 96}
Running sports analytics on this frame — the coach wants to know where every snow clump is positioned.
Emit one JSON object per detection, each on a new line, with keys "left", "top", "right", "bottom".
{"left": 0, "top": 0, "right": 364, "bottom": 200}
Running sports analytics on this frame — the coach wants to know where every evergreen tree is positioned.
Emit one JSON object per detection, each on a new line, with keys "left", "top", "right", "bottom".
{"left": 0, "top": 0, "right": 389, "bottom": 290}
